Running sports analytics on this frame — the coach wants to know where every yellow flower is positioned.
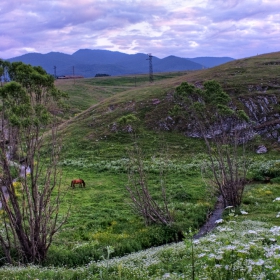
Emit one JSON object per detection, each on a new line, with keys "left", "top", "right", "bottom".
{"left": 265, "top": 190, "right": 272, "bottom": 195}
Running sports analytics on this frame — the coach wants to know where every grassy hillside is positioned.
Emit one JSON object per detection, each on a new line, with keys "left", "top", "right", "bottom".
{"left": 55, "top": 72, "right": 188, "bottom": 114}
{"left": 1, "top": 52, "right": 280, "bottom": 278}
{"left": 44, "top": 70, "right": 212, "bottom": 268}
{"left": 57, "top": 53, "right": 280, "bottom": 120}
{"left": 53, "top": 52, "right": 280, "bottom": 255}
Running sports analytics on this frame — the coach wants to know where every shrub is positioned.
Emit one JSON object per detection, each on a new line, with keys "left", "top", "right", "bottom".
{"left": 249, "top": 160, "right": 280, "bottom": 181}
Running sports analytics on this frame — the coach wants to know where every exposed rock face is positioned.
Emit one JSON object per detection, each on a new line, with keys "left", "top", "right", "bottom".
{"left": 155, "top": 93, "right": 280, "bottom": 142}
{"left": 256, "top": 145, "right": 268, "bottom": 154}
{"left": 239, "top": 95, "right": 280, "bottom": 140}
{"left": 239, "top": 95, "right": 278, "bottom": 123}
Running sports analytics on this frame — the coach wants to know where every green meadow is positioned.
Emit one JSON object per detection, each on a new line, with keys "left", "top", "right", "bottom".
{"left": 1, "top": 53, "right": 280, "bottom": 279}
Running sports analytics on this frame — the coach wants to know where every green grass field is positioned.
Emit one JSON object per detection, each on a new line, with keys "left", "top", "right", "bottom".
{"left": 1, "top": 53, "right": 280, "bottom": 278}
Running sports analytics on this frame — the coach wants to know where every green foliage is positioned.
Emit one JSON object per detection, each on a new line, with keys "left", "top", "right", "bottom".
{"left": 249, "top": 160, "right": 280, "bottom": 181}
{"left": 45, "top": 242, "right": 103, "bottom": 267}
{"left": 1, "top": 54, "right": 280, "bottom": 277}
{"left": 1, "top": 219, "right": 280, "bottom": 279}
{"left": 0, "top": 62, "right": 67, "bottom": 128}
{"left": 174, "top": 79, "right": 249, "bottom": 122}
{"left": 237, "top": 109, "right": 250, "bottom": 122}
{"left": 0, "top": 83, "right": 32, "bottom": 127}
{"left": 117, "top": 114, "right": 139, "bottom": 126}
{"left": 174, "top": 81, "right": 196, "bottom": 99}
{"left": 59, "top": 157, "right": 201, "bottom": 175}
{"left": 203, "top": 79, "right": 230, "bottom": 105}
{"left": 0, "top": 60, "right": 69, "bottom": 265}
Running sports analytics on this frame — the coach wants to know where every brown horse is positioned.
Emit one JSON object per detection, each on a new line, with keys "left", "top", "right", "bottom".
{"left": 71, "top": 179, "right": 86, "bottom": 188}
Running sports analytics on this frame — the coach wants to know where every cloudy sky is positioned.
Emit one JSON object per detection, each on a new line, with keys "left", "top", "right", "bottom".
{"left": 1, "top": 0, "right": 280, "bottom": 59}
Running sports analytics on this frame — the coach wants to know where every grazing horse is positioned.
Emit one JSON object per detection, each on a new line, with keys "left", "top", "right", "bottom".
{"left": 71, "top": 179, "right": 86, "bottom": 188}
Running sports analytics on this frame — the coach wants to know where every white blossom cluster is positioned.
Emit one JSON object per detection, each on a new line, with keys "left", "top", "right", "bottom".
{"left": 0, "top": 220, "right": 280, "bottom": 279}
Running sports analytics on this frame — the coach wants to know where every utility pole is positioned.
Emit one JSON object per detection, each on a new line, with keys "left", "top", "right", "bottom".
{"left": 73, "top": 66, "right": 75, "bottom": 85}
{"left": 146, "top": 53, "right": 154, "bottom": 83}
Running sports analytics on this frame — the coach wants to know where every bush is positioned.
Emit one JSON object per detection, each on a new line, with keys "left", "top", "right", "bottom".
{"left": 271, "top": 176, "right": 280, "bottom": 183}
{"left": 44, "top": 244, "right": 103, "bottom": 267}
{"left": 249, "top": 160, "right": 280, "bottom": 181}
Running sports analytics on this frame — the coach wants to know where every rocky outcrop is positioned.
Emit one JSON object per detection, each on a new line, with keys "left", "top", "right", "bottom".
{"left": 153, "top": 93, "right": 280, "bottom": 142}
{"left": 239, "top": 95, "right": 280, "bottom": 140}
{"left": 256, "top": 145, "right": 268, "bottom": 154}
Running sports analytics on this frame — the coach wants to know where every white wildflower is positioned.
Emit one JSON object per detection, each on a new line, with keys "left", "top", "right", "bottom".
{"left": 215, "top": 219, "right": 223, "bottom": 224}
{"left": 249, "top": 242, "right": 257, "bottom": 246}
{"left": 240, "top": 210, "right": 248, "bottom": 215}
{"left": 270, "top": 226, "right": 280, "bottom": 235}
{"left": 217, "top": 226, "right": 233, "bottom": 232}
{"left": 254, "top": 259, "right": 265, "bottom": 266}
{"left": 225, "top": 245, "right": 236, "bottom": 250}
{"left": 247, "top": 230, "right": 258, "bottom": 234}
{"left": 273, "top": 197, "right": 280, "bottom": 202}
{"left": 237, "top": 249, "right": 249, "bottom": 254}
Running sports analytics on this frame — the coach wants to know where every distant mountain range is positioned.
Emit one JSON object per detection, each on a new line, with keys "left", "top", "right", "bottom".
{"left": 7, "top": 49, "right": 235, "bottom": 78}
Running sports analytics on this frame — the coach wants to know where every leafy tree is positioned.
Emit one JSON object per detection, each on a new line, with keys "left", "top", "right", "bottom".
{"left": 0, "top": 61, "right": 68, "bottom": 264}
{"left": 174, "top": 80, "right": 250, "bottom": 207}
{"left": 0, "top": 59, "right": 10, "bottom": 85}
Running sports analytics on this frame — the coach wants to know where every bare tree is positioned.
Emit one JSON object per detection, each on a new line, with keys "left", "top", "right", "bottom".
{"left": 126, "top": 143, "right": 173, "bottom": 226}
{"left": 174, "top": 80, "right": 251, "bottom": 207}
{"left": 0, "top": 62, "right": 68, "bottom": 264}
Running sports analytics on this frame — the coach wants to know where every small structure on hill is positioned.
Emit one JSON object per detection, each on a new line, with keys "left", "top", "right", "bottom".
{"left": 57, "top": 75, "right": 84, "bottom": 79}
{"left": 95, "top": 73, "right": 111, "bottom": 77}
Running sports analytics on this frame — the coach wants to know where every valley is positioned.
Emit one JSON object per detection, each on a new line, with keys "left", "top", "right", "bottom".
{"left": 1, "top": 52, "right": 280, "bottom": 279}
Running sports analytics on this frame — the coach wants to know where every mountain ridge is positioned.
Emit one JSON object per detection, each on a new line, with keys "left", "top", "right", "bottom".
{"left": 7, "top": 49, "right": 235, "bottom": 78}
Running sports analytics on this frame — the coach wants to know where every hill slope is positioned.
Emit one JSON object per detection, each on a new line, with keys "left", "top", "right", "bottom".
{"left": 56, "top": 51, "right": 280, "bottom": 146}
{"left": 187, "top": 56, "right": 234, "bottom": 68}
{"left": 1, "top": 52, "right": 280, "bottom": 278}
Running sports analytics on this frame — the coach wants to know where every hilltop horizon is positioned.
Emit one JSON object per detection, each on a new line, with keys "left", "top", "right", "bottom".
{"left": 6, "top": 48, "right": 235, "bottom": 78}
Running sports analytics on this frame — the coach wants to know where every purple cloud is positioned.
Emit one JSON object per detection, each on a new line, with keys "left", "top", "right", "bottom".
{"left": 0, "top": 0, "right": 280, "bottom": 59}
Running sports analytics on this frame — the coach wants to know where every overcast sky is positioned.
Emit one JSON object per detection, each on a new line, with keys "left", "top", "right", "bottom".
{"left": 1, "top": 0, "right": 280, "bottom": 59}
